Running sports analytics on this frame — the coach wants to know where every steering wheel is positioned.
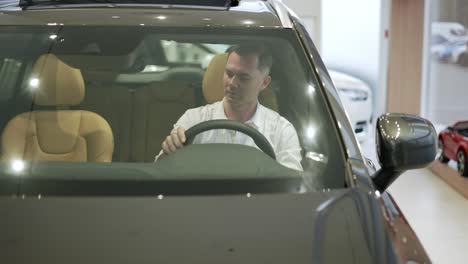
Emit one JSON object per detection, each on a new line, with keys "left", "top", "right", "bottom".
{"left": 184, "top": 120, "right": 276, "bottom": 160}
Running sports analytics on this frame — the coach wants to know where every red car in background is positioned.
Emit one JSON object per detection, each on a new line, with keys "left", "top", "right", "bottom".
{"left": 439, "top": 120, "right": 468, "bottom": 176}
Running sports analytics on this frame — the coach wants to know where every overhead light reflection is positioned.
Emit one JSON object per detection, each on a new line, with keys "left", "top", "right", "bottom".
{"left": 307, "top": 84, "right": 315, "bottom": 96}
{"left": 306, "top": 125, "right": 316, "bottom": 139}
{"left": 11, "top": 159, "right": 25, "bottom": 173}
{"left": 29, "top": 78, "right": 39, "bottom": 89}
{"left": 49, "top": 34, "right": 58, "bottom": 40}
{"left": 242, "top": 20, "right": 255, "bottom": 25}
{"left": 155, "top": 15, "right": 167, "bottom": 20}
{"left": 305, "top": 152, "right": 328, "bottom": 164}
{"left": 162, "top": 40, "right": 175, "bottom": 47}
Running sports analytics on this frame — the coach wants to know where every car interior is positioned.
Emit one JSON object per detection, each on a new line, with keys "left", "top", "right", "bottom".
{"left": 1, "top": 53, "right": 114, "bottom": 163}
{"left": 0, "top": 27, "right": 347, "bottom": 192}
{"left": 0, "top": 30, "right": 297, "bottom": 163}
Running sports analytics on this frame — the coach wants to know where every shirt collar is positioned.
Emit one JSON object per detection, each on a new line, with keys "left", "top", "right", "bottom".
{"left": 216, "top": 99, "right": 264, "bottom": 129}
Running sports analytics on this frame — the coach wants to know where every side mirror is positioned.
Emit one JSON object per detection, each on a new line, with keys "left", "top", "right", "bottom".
{"left": 447, "top": 126, "right": 454, "bottom": 132}
{"left": 371, "top": 113, "right": 437, "bottom": 192}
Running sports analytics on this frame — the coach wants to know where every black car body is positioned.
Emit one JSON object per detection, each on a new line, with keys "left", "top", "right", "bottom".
{"left": 0, "top": 1, "right": 436, "bottom": 263}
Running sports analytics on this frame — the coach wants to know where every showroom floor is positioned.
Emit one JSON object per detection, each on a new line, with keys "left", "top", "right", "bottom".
{"left": 361, "top": 134, "right": 468, "bottom": 264}
{"left": 389, "top": 169, "right": 468, "bottom": 264}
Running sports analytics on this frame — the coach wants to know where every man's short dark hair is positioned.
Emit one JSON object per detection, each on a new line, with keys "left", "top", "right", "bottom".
{"left": 227, "top": 44, "right": 273, "bottom": 73}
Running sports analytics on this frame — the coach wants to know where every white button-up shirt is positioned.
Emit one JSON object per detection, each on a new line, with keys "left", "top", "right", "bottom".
{"left": 156, "top": 100, "right": 303, "bottom": 171}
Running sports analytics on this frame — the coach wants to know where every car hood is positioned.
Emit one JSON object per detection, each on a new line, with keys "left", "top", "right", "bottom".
{"left": 329, "top": 70, "right": 370, "bottom": 92}
{"left": 1, "top": 190, "right": 375, "bottom": 264}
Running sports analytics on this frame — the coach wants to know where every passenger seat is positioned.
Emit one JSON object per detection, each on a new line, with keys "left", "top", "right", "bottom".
{"left": 80, "top": 79, "right": 132, "bottom": 162}
{"left": 1, "top": 54, "right": 114, "bottom": 162}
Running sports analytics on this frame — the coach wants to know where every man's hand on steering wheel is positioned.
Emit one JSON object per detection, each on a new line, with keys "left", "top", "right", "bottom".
{"left": 162, "top": 127, "right": 186, "bottom": 155}
{"left": 161, "top": 120, "right": 276, "bottom": 160}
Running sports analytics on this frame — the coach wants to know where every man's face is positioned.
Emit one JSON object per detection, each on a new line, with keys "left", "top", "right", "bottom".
{"left": 223, "top": 52, "right": 271, "bottom": 106}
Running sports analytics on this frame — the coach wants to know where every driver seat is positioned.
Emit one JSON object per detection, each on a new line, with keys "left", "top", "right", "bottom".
{"left": 202, "top": 52, "right": 278, "bottom": 111}
{"left": 1, "top": 54, "right": 114, "bottom": 162}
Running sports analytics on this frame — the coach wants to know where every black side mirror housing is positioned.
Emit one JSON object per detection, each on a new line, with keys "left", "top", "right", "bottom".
{"left": 371, "top": 113, "right": 437, "bottom": 192}
{"left": 447, "top": 126, "right": 454, "bottom": 132}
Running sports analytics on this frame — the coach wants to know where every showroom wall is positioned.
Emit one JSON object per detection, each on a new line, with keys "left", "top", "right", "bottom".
{"left": 321, "top": 0, "right": 383, "bottom": 116}
{"left": 386, "top": 0, "right": 425, "bottom": 115}
{"left": 282, "top": 0, "right": 322, "bottom": 50}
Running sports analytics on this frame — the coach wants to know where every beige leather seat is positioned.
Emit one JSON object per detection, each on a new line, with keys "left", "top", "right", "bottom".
{"left": 80, "top": 81, "right": 132, "bottom": 162}
{"left": 1, "top": 54, "right": 114, "bottom": 162}
{"left": 202, "top": 53, "right": 278, "bottom": 111}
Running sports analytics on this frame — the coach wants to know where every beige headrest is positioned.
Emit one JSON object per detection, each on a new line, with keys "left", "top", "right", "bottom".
{"left": 202, "top": 53, "right": 228, "bottom": 104}
{"left": 30, "top": 54, "right": 85, "bottom": 106}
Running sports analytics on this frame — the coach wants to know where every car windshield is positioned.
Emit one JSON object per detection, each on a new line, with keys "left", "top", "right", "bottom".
{"left": 455, "top": 122, "right": 468, "bottom": 136}
{"left": 0, "top": 25, "right": 346, "bottom": 195}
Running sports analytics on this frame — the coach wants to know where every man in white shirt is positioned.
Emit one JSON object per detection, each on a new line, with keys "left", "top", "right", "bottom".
{"left": 158, "top": 44, "right": 303, "bottom": 171}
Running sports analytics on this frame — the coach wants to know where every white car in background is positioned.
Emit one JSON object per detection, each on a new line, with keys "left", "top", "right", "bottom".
{"left": 330, "top": 70, "right": 373, "bottom": 142}
{"left": 431, "top": 22, "right": 468, "bottom": 64}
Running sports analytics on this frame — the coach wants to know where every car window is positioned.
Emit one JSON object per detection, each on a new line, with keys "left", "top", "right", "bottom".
{"left": 0, "top": 25, "right": 346, "bottom": 193}
{"left": 160, "top": 40, "right": 230, "bottom": 69}
{"left": 0, "top": 58, "right": 22, "bottom": 101}
{"left": 454, "top": 122, "right": 468, "bottom": 136}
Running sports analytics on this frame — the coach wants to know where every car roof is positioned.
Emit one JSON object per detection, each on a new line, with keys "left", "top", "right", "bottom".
{"left": 0, "top": 0, "right": 289, "bottom": 28}
{"left": 454, "top": 120, "right": 468, "bottom": 126}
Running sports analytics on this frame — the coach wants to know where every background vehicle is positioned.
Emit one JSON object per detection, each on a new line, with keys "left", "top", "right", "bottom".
{"left": 455, "top": 45, "right": 468, "bottom": 66}
{"left": 431, "top": 40, "right": 467, "bottom": 63}
{"left": 431, "top": 22, "right": 468, "bottom": 64}
{"left": 329, "top": 70, "right": 373, "bottom": 142}
{"left": 432, "top": 22, "right": 466, "bottom": 43}
{"left": 0, "top": 0, "right": 436, "bottom": 263}
{"left": 438, "top": 120, "right": 468, "bottom": 176}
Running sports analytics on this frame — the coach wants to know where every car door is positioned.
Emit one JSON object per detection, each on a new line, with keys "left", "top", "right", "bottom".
{"left": 449, "top": 123, "right": 468, "bottom": 156}
{"left": 452, "top": 124, "right": 467, "bottom": 152}
{"left": 445, "top": 126, "right": 459, "bottom": 158}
